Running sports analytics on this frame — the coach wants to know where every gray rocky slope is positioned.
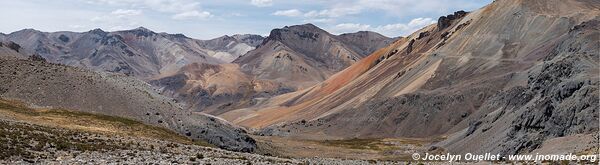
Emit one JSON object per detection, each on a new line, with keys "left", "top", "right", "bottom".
{"left": 337, "top": 31, "right": 396, "bottom": 57}
{"left": 0, "top": 44, "right": 256, "bottom": 152}
{"left": 1, "top": 27, "right": 263, "bottom": 78}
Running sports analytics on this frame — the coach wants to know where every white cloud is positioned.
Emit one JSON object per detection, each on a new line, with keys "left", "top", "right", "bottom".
{"left": 302, "top": 18, "right": 334, "bottom": 23}
{"left": 111, "top": 9, "right": 142, "bottom": 18}
{"left": 250, "top": 0, "right": 273, "bottom": 7}
{"left": 172, "top": 11, "right": 212, "bottom": 20}
{"left": 304, "top": 5, "right": 361, "bottom": 18}
{"left": 88, "top": 0, "right": 211, "bottom": 20}
{"left": 332, "top": 23, "right": 371, "bottom": 32}
{"left": 272, "top": 9, "right": 302, "bottom": 17}
{"left": 330, "top": 17, "right": 436, "bottom": 37}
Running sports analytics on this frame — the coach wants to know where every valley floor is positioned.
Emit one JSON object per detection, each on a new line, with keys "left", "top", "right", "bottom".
{"left": 254, "top": 136, "right": 441, "bottom": 161}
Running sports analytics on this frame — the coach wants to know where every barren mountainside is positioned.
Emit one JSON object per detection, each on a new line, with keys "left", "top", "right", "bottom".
{"left": 150, "top": 62, "right": 294, "bottom": 115}
{"left": 0, "top": 0, "right": 597, "bottom": 162}
{"left": 338, "top": 31, "right": 396, "bottom": 57}
{"left": 0, "top": 45, "right": 256, "bottom": 152}
{"left": 1, "top": 27, "right": 262, "bottom": 79}
{"left": 235, "top": 24, "right": 393, "bottom": 89}
{"left": 222, "top": 0, "right": 600, "bottom": 155}
{"left": 149, "top": 24, "right": 392, "bottom": 115}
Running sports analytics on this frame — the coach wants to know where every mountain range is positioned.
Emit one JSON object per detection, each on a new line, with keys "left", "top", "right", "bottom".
{"left": 0, "top": 27, "right": 263, "bottom": 79}
{"left": 0, "top": 0, "right": 598, "bottom": 162}
{"left": 0, "top": 23, "right": 394, "bottom": 152}
{"left": 235, "top": 24, "right": 395, "bottom": 89}
{"left": 149, "top": 24, "right": 394, "bottom": 114}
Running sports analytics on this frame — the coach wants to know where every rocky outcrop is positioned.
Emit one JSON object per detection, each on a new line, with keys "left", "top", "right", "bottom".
{"left": 437, "top": 10, "right": 468, "bottom": 30}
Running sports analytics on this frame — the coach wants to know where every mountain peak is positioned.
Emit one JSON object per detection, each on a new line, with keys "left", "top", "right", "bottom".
{"left": 88, "top": 28, "right": 108, "bottom": 36}
{"left": 122, "top": 27, "right": 156, "bottom": 37}
{"left": 286, "top": 23, "right": 322, "bottom": 31}
{"left": 133, "top": 26, "right": 151, "bottom": 32}
{"left": 339, "top": 31, "right": 390, "bottom": 38}
{"left": 266, "top": 23, "right": 328, "bottom": 43}
{"left": 10, "top": 28, "right": 42, "bottom": 35}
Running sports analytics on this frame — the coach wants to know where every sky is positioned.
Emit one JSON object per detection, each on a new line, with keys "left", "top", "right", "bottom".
{"left": 0, "top": 0, "right": 492, "bottom": 39}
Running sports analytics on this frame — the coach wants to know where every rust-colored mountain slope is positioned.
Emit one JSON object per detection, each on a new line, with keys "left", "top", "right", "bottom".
{"left": 222, "top": 0, "right": 600, "bottom": 155}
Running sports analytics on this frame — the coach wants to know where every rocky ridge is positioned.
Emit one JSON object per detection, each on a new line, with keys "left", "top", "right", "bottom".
{"left": 1, "top": 27, "right": 263, "bottom": 78}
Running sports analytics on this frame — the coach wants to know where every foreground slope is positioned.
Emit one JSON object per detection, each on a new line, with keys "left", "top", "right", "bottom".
{"left": 0, "top": 100, "right": 388, "bottom": 164}
{"left": 224, "top": 0, "right": 599, "bottom": 155}
{"left": 0, "top": 45, "right": 256, "bottom": 152}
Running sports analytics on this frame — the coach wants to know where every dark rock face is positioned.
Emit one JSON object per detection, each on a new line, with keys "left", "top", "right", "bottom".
{"left": 406, "top": 39, "right": 415, "bottom": 54}
{"left": 6, "top": 42, "right": 20, "bottom": 52}
{"left": 502, "top": 59, "right": 598, "bottom": 154}
{"left": 58, "top": 34, "right": 69, "bottom": 43}
{"left": 437, "top": 10, "right": 468, "bottom": 30}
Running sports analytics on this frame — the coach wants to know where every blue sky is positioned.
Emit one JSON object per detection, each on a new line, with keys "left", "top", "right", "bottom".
{"left": 0, "top": 0, "right": 492, "bottom": 39}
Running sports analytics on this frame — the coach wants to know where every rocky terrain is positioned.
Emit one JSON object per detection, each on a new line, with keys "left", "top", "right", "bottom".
{"left": 0, "top": 27, "right": 263, "bottom": 79}
{"left": 222, "top": 0, "right": 600, "bottom": 156}
{"left": 0, "top": 99, "right": 402, "bottom": 164}
{"left": 0, "top": 45, "right": 256, "bottom": 152}
{"left": 234, "top": 24, "right": 394, "bottom": 89}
